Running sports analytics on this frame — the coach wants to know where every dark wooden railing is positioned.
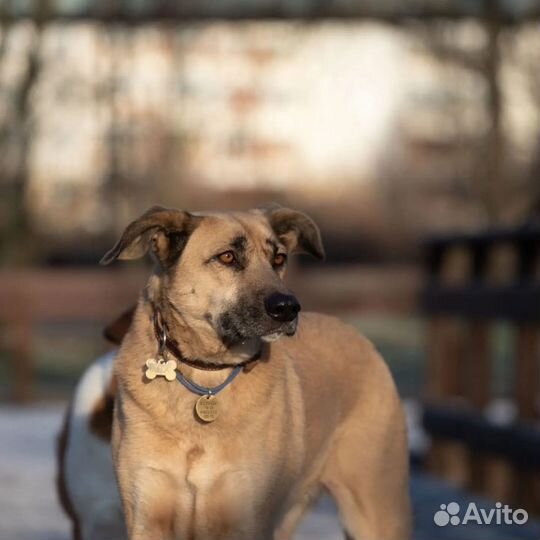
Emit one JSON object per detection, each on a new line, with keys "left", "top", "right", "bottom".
{"left": 0, "top": 269, "right": 145, "bottom": 402}
{"left": 0, "top": 264, "right": 418, "bottom": 402}
{"left": 420, "top": 224, "right": 540, "bottom": 515}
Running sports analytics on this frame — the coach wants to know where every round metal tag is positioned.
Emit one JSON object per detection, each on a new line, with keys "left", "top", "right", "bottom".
{"left": 195, "top": 395, "right": 219, "bottom": 422}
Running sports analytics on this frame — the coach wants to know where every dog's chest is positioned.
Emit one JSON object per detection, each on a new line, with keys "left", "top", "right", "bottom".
{"left": 167, "top": 436, "right": 289, "bottom": 538}
{"left": 128, "top": 362, "right": 306, "bottom": 536}
{"left": 183, "top": 440, "right": 240, "bottom": 491}
{"left": 161, "top": 392, "right": 303, "bottom": 532}
{"left": 177, "top": 428, "right": 280, "bottom": 495}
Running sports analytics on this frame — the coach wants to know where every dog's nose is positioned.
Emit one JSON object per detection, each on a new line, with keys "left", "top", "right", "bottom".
{"left": 264, "top": 293, "right": 301, "bottom": 323}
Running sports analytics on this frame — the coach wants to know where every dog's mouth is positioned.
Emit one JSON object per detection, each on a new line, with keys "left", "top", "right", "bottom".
{"left": 261, "top": 320, "right": 298, "bottom": 343}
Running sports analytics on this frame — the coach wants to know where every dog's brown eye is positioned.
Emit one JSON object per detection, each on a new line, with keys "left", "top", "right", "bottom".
{"left": 273, "top": 253, "right": 287, "bottom": 267}
{"left": 218, "top": 251, "right": 235, "bottom": 265}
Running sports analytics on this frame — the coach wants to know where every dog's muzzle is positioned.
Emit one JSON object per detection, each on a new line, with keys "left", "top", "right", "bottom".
{"left": 216, "top": 292, "right": 301, "bottom": 346}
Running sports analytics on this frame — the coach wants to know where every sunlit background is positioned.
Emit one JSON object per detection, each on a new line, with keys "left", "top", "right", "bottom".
{"left": 0, "top": 1, "right": 539, "bottom": 539}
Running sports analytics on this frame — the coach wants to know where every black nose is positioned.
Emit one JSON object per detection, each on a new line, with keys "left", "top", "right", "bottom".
{"left": 264, "top": 293, "right": 301, "bottom": 323}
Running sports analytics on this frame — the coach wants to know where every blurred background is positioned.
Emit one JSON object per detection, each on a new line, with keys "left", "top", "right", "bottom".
{"left": 0, "top": 1, "right": 539, "bottom": 539}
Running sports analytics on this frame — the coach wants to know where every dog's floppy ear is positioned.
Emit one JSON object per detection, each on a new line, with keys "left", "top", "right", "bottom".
{"left": 100, "top": 205, "right": 202, "bottom": 267}
{"left": 261, "top": 204, "right": 325, "bottom": 260}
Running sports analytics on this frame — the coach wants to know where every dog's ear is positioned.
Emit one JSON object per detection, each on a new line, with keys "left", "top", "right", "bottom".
{"left": 100, "top": 206, "right": 202, "bottom": 267}
{"left": 260, "top": 204, "right": 325, "bottom": 260}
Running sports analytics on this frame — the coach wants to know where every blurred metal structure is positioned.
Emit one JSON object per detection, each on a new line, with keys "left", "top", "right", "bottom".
{"left": 421, "top": 224, "right": 540, "bottom": 515}
{"left": 0, "top": 0, "right": 539, "bottom": 23}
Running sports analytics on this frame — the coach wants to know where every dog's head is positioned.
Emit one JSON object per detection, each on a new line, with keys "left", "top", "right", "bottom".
{"left": 101, "top": 205, "right": 324, "bottom": 347}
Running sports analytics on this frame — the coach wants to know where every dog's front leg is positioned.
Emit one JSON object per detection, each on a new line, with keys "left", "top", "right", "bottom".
{"left": 112, "top": 404, "right": 177, "bottom": 540}
{"left": 116, "top": 464, "right": 178, "bottom": 540}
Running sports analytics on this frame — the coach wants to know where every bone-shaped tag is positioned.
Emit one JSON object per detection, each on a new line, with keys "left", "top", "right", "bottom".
{"left": 145, "top": 358, "right": 177, "bottom": 381}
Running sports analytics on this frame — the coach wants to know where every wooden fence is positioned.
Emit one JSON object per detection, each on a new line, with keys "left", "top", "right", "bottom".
{"left": 421, "top": 225, "right": 540, "bottom": 515}
{"left": 0, "top": 269, "right": 145, "bottom": 401}
{"left": 0, "top": 264, "right": 419, "bottom": 402}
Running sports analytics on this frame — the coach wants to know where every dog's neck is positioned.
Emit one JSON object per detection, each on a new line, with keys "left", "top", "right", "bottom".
{"left": 144, "top": 280, "right": 261, "bottom": 369}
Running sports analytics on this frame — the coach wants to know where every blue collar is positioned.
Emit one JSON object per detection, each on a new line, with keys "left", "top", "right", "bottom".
{"left": 176, "top": 365, "right": 243, "bottom": 397}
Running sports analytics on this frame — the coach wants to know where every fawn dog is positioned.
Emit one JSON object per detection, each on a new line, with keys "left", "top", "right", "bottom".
{"left": 70, "top": 204, "right": 410, "bottom": 540}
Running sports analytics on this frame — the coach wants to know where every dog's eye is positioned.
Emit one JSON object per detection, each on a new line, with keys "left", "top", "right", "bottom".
{"left": 273, "top": 253, "right": 287, "bottom": 268}
{"left": 218, "top": 251, "right": 236, "bottom": 265}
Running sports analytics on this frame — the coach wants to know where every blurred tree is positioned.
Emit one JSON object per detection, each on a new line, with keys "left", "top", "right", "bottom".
{"left": 480, "top": 0, "right": 504, "bottom": 222}
{"left": 414, "top": 2, "right": 505, "bottom": 223}
{"left": 1, "top": 0, "right": 538, "bottom": 264}
{"left": 523, "top": 36, "right": 540, "bottom": 222}
{"left": 407, "top": 1, "right": 540, "bottom": 226}
{"left": 0, "top": 1, "right": 51, "bottom": 264}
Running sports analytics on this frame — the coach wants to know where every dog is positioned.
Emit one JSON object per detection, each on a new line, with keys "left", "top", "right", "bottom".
{"left": 57, "top": 351, "right": 126, "bottom": 540}
{"left": 58, "top": 204, "right": 411, "bottom": 540}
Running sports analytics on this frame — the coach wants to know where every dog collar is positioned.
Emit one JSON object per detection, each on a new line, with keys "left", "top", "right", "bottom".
{"left": 176, "top": 363, "right": 243, "bottom": 423}
{"left": 176, "top": 365, "right": 242, "bottom": 397}
{"left": 152, "top": 306, "right": 261, "bottom": 372}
